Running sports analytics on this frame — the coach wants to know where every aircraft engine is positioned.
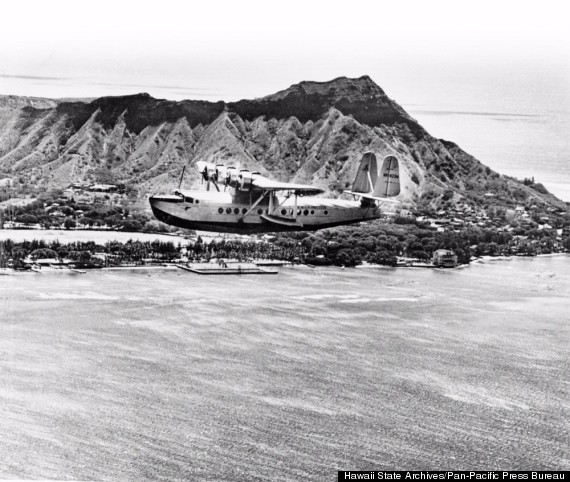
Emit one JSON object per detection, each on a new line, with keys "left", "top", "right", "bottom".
{"left": 208, "top": 165, "right": 218, "bottom": 182}
{"left": 197, "top": 161, "right": 217, "bottom": 182}
{"left": 215, "top": 165, "right": 228, "bottom": 186}
{"left": 216, "top": 164, "right": 226, "bottom": 178}
{"left": 238, "top": 170, "right": 253, "bottom": 190}
{"left": 226, "top": 167, "right": 238, "bottom": 187}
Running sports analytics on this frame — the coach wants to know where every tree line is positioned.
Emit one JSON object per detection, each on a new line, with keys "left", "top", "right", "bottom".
{"left": 1, "top": 218, "right": 568, "bottom": 270}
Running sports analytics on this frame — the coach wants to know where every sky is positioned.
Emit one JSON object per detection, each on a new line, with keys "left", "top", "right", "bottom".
{"left": 1, "top": 0, "right": 569, "bottom": 197}
{"left": 1, "top": 0, "right": 568, "bottom": 101}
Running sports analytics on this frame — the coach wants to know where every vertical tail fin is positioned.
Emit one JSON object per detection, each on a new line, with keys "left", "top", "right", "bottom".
{"left": 372, "top": 155, "right": 400, "bottom": 198}
{"left": 351, "top": 152, "right": 378, "bottom": 194}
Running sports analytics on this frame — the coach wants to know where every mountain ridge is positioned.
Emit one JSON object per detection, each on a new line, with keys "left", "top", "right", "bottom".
{"left": 0, "top": 76, "right": 565, "bottom": 214}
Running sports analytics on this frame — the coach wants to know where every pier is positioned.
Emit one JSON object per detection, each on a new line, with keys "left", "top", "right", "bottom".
{"left": 177, "top": 262, "right": 278, "bottom": 275}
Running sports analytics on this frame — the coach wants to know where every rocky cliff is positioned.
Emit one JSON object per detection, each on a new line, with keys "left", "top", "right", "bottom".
{"left": 0, "top": 76, "right": 564, "bottom": 211}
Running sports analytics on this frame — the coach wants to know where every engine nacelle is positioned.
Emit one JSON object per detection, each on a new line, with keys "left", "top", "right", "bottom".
{"left": 226, "top": 166, "right": 239, "bottom": 187}
{"left": 215, "top": 164, "right": 226, "bottom": 177}
{"left": 206, "top": 164, "right": 217, "bottom": 182}
{"left": 215, "top": 165, "right": 228, "bottom": 184}
{"left": 238, "top": 170, "right": 253, "bottom": 190}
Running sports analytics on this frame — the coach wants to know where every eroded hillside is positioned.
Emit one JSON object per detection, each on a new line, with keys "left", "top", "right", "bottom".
{"left": 0, "top": 76, "right": 565, "bottom": 212}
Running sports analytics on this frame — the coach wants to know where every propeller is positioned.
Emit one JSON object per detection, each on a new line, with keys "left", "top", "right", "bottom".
{"left": 226, "top": 167, "right": 239, "bottom": 188}
{"left": 196, "top": 161, "right": 208, "bottom": 184}
{"left": 216, "top": 165, "right": 229, "bottom": 191}
{"left": 196, "top": 161, "right": 219, "bottom": 191}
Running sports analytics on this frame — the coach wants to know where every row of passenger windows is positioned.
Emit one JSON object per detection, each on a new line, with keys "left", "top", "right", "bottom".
{"left": 218, "top": 207, "right": 248, "bottom": 215}
{"left": 217, "top": 207, "right": 329, "bottom": 216}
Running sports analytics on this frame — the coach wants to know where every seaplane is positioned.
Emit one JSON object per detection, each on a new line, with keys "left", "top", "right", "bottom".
{"left": 149, "top": 152, "right": 400, "bottom": 234}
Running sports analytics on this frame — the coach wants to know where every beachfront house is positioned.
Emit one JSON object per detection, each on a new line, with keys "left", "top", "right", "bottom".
{"left": 432, "top": 249, "right": 458, "bottom": 268}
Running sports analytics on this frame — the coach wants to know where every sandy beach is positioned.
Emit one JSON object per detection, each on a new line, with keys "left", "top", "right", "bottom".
{"left": 0, "top": 228, "right": 191, "bottom": 245}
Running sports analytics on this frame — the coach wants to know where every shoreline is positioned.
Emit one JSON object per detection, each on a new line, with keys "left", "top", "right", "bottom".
{"left": 103, "top": 265, "right": 177, "bottom": 270}
{"left": 0, "top": 228, "right": 191, "bottom": 245}
{"left": 1, "top": 251, "right": 568, "bottom": 276}
{"left": 475, "top": 252, "right": 569, "bottom": 262}
{"left": 1, "top": 229, "right": 568, "bottom": 275}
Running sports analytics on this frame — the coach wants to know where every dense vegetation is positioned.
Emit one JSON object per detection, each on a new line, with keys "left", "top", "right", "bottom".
{"left": 1, "top": 190, "right": 169, "bottom": 233}
{"left": 0, "top": 238, "right": 180, "bottom": 269}
{"left": 2, "top": 214, "right": 568, "bottom": 270}
{"left": 0, "top": 237, "right": 297, "bottom": 269}
{"left": 2, "top": 182, "right": 570, "bottom": 270}
{"left": 274, "top": 216, "right": 569, "bottom": 267}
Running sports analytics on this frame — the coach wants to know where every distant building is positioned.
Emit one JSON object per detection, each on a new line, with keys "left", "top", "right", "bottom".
{"left": 3, "top": 221, "right": 42, "bottom": 230}
{"left": 432, "top": 249, "right": 458, "bottom": 268}
{"left": 23, "top": 258, "right": 69, "bottom": 267}
{"left": 91, "top": 184, "right": 117, "bottom": 192}
{"left": 62, "top": 189, "right": 75, "bottom": 200}
{"left": 514, "top": 206, "right": 526, "bottom": 218}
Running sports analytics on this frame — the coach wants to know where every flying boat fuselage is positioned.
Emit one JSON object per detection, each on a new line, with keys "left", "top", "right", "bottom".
{"left": 149, "top": 189, "right": 381, "bottom": 234}
{"left": 149, "top": 153, "right": 400, "bottom": 234}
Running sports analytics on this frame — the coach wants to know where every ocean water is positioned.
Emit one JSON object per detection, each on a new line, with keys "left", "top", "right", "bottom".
{"left": 408, "top": 106, "right": 570, "bottom": 201}
{"left": 395, "top": 67, "right": 570, "bottom": 201}
{"left": 0, "top": 257, "right": 569, "bottom": 480}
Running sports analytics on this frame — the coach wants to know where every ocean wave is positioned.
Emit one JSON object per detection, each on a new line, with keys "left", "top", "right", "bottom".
{"left": 37, "top": 292, "right": 120, "bottom": 300}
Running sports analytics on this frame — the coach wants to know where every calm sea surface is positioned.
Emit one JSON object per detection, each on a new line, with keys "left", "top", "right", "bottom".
{"left": 398, "top": 67, "right": 570, "bottom": 201}
{"left": 1, "top": 257, "right": 569, "bottom": 480}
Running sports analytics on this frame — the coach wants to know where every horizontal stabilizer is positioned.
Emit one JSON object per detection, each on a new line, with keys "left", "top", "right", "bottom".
{"left": 344, "top": 191, "right": 400, "bottom": 204}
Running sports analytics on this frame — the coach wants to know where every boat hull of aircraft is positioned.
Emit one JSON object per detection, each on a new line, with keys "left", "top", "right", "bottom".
{"left": 149, "top": 193, "right": 382, "bottom": 234}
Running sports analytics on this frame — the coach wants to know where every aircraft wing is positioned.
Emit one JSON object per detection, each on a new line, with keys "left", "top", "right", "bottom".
{"left": 251, "top": 175, "right": 324, "bottom": 196}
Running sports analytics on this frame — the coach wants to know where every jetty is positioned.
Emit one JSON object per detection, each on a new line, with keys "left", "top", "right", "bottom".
{"left": 177, "top": 262, "right": 278, "bottom": 275}
{"left": 253, "top": 260, "right": 291, "bottom": 267}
